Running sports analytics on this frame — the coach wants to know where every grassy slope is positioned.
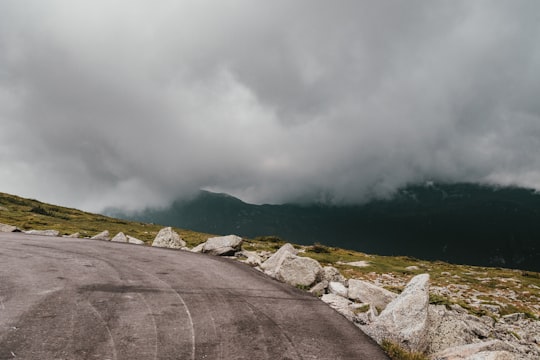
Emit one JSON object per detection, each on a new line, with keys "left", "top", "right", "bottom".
{"left": 2, "top": 191, "right": 539, "bottom": 319}
{"left": 0, "top": 192, "right": 212, "bottom": 247}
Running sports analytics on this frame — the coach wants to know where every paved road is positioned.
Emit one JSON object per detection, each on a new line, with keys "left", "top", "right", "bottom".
{"left": 0, "top": 232, "right": 389, "bottom": 359}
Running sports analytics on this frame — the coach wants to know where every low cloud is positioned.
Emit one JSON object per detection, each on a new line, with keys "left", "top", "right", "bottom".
{"left": 1, "top": 1, "right": 539, "bottom": 211}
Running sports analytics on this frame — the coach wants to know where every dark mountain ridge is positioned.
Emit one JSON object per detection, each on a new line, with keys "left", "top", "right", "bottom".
{"left": 110, "top": 183, "right": 540, "bottom": 271}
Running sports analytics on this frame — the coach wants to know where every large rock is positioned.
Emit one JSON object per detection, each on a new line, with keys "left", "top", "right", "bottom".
{"left": 260, "top": 243, "right": 298, "bottom": 277}
{"left": 275, "top": 255, "right": 323, "bottom": 288}
{"left": 364, "top": 274, "right": 430, "bottom": 352}
{"left": 26, "top": 229, "right": 60, "bottom": 236}
{"left": 348, "top": 278, "right": 397, "bottom": 311}
{"left": 152, "top": 227, "right": 185, "bottom": 249}
{"left": 0, "top": 223, "right": 21, "bottom": 232}
{"left": 91, "top": 230, "right": 110, "bottom": 241}
{"left": 203, "top": 235, "right": 243, "bottom": 256}
{"left": 427, "top": 304, "right": 493, "bottom": 354}
{"left": 111, "top": 232, "right": 128, "bottom": 242}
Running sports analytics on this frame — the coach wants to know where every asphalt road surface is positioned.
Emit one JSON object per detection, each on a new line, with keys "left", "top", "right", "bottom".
{"left": 0, "top": 232, "right": 389, "bottom": 359}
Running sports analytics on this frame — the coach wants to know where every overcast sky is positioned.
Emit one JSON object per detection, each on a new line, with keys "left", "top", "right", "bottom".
{"left": 1, "top": 1, "right": 539, "bottom": 211}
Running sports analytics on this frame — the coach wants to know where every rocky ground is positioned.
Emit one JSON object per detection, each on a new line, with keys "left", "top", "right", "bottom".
{"left": 230, "top": 242, "right": 540, "bottom": 360}
{"left": 3, "top": 222, "right": 539, "bottom": 359}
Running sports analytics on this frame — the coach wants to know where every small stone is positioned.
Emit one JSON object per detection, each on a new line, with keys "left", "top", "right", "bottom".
{"left": 321, "top": 294, "right": 356, "bottom": 322}
{"left": 26, "top": 229, "right": 60, "bottom": 237}
{"left": 309, "top": 281, "right": 328, "bottom": 297}
{"left": 91, "top": 230, "right": 110, "bottom": 241}
{"left": 328, "top": 281, "right": 348, "bottom": 298}
{"left": 0, "top": 223, "right": 21, "bottom": 232}
{"left": 127, "top": 235, "right": 145, "bottom": 245}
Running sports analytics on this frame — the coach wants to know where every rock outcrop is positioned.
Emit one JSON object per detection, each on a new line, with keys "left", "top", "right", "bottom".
{"left": 91, "top": 230, "right": 110, "bottom": 241}
{"left": 427, "top": 304, "right": 493, "bottom": 354}
{"left": 362, "top": 274, "right": 430, "bottom": 352}
{"left": 151, "top": 227, "right": 185, "bottom": 249}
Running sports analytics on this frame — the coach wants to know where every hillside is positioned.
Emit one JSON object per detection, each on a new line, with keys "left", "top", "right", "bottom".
{"left": 0, "top": 192, "right": 212, "bottom": 247}
{"left": 110, "top": 183, "right": 540, "bottom": 271}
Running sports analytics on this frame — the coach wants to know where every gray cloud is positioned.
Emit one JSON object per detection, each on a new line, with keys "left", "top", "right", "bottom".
{"left": 1, "top": 0, "right": 539, "bottom": 211}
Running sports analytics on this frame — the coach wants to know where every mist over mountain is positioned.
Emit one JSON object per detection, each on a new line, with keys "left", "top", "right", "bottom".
{"left": 109, "top": 183, "right": 540, "bottom": 272}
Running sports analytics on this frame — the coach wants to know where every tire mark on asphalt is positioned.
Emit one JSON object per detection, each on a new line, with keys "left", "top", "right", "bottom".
{"left": 134, "top": 292, "right": 159, "bottom": 360}
{"left": 229, "top": 289, "right": 305, "bottom": 360}
{"left": 134, "top": 266, "right": 196, "bottom": 360}
{"left": 207, "top": 310, "right": 223, "bottom": 359}
{"left": 85, "top": 299, "right": 119, "bottom": 360}
{"left": 61, "top": 247, "right": 161, "bottom": 360}
{"left": 3, "top": 242, "right": 156, "bottom": 359}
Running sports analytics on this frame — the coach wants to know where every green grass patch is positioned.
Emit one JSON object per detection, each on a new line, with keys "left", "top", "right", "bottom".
{"left": 429, "top": 294, "right": 452, "bottom": 308}
{"left": 380, "top": 340, "right": 429, "bottom": 360}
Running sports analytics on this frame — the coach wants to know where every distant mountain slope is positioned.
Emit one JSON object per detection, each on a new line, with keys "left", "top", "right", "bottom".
{"left": 110, "top": 183, "right": 540, "bottom": 271}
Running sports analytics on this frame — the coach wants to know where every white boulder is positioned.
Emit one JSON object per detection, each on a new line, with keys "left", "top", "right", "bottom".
{"left": 26, "top": 229, "right": 60, "bottom": 236}
{"left": 91, "top": 230, "right": 110, "bottom": 241}
{"left": 275, "top": 255, "right": 323, "bottom": 288}
{"left": 348, "top": 278, "right": 397, "bottom": 311}
{"left": 127, "top": 235, "right": 145, "bottom": 245}
{"left": 260, "top": 243, "right": 298, "bottom": 277}
{"left": 203, "top": 235, "right": 243, "bottom": 256}
{"left": 111, "top": 232, "right": 128, "bottom": 242}
{"left": 152, "top": 227, "right": 185, "bottom": 249}
{"left": 364, "top": 274, "right": 430, "bottom": 352}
